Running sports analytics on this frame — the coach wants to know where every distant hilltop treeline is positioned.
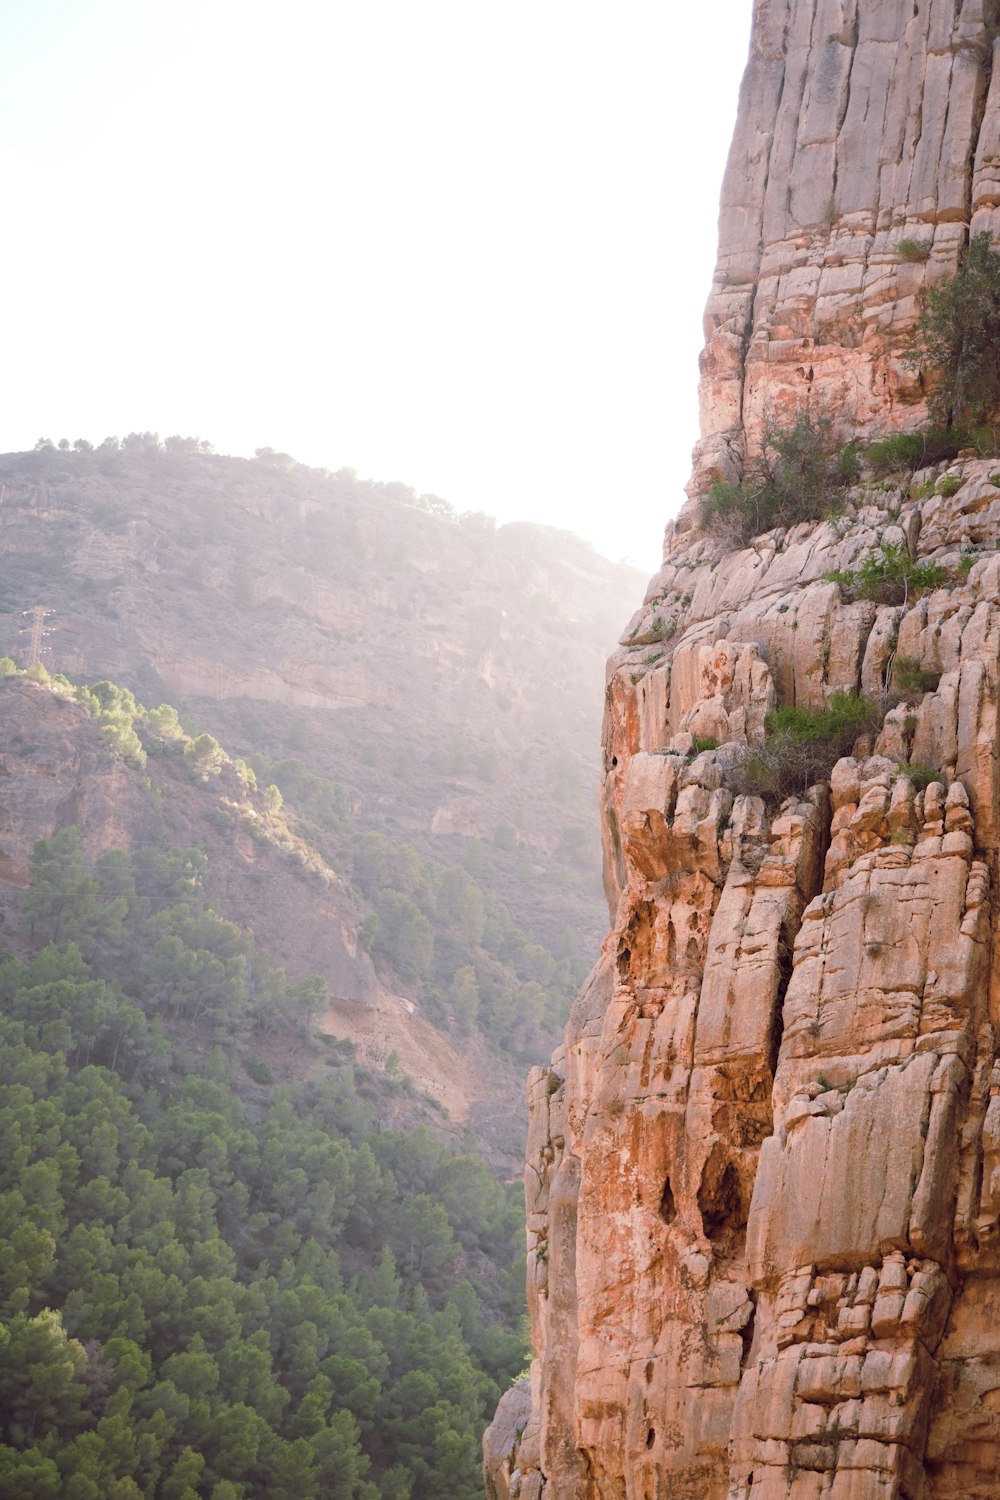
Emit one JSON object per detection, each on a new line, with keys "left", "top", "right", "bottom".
{"left": 20, "top": 434, "right": 600, "bottom": 550}
{"left": 26, "top": 433, "right": 456, "bottom": 520}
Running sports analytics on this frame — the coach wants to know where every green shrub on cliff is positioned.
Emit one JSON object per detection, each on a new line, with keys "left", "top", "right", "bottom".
{"left": 732, "top": 691, "right": 883, "bottom": 805}
{"left": 699, "top": 414, "right": 860, "bottom": 549}
{"left": 896, "top": 237, "right": 932, "bottom": 263}
{"left": 864, "top": 426, "right": 975, "bottom": 475}
{"left": 824, "top": 542, "right": 947, "bottom": 605}
{"left": 766, "top": 692, "right": 882, "bottom": 761}
{"left": 889, "top": 655, "right": 941, "bottom": 705}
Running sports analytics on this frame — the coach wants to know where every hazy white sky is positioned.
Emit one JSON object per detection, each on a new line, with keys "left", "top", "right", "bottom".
{"left": 2, "top": 1, "right": 751, "bottom": 569}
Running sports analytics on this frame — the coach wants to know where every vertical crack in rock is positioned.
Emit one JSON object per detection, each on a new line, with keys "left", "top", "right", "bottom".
{"left": 739, "top": 1288, "right": 758, "bottom": 1370}
{"left": 830, "top": 4, "right": 860, "bottom": 217}
{"left": 767, "top": 919, "right": 793, "bottom": 1079}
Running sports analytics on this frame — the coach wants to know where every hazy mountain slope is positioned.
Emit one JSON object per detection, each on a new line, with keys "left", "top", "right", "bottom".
{"left": 0, "top": 670, "right": 522, "bottom": 1130}
{"left": 0, "top": 443, "right": 641, "bottom": 948}
{"left": 0, "top": 441, "right": 645, "bottom": 1157}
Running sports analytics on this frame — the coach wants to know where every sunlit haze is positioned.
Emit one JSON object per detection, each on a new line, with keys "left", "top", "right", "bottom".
{"left": 3, "top": 1, "right": 751, "bottom": 570}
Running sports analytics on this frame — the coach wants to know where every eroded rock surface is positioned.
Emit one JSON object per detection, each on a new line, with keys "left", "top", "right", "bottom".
{"left": 488, "top": 451, "right": 1000, "bottom": 1495}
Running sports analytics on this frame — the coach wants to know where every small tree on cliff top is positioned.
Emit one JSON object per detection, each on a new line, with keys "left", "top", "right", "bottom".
{"left": 906, "top": 232, "right": 1000, "bottom": 426}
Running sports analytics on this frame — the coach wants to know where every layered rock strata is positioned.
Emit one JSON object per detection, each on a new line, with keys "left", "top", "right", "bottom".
{"left": 488, "top": 460, "right": 1000, "bottom": 1498}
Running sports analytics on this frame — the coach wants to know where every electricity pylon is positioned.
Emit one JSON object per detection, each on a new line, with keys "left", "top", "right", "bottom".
{"left": 24, "top": 606, "right": 52, "bottom": 668}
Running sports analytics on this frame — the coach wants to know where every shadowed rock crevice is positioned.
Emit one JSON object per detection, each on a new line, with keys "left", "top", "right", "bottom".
{"left": 697, "top": 1152, "right": 745, "bottom": 1240}
{"left": 767, "top": 950, "right": 790, "bottom": 1081}
{"left": 739, "top": 1289, "right": 757, "bottom": 1369}
{"left": 658, "top": 1174, "right": 677, "bottom": 1226}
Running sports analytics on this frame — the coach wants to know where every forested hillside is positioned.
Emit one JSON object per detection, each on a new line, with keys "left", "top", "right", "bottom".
{"left": 0, "top": 831, "right": 525, "bottom": 1499}
{"left": 0, "top": 439, "right": 642, "bottom": 1114}
{"left": 0, "top": 438, "right": 643, "bottom": 1498}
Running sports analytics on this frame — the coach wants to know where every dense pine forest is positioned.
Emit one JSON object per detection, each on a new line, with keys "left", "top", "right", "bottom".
{"left": 0, "top": 829, "right": 526, "bottom": 1499}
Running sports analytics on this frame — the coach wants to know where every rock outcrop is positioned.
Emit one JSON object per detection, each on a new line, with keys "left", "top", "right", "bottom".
{"left": 692, "top": 0, "right": 1000, "bottom": 499}
{"left": 486, "top": 2, "right": 1000, "bottom": 1495}
{"left": 492, "top": 456, "right": 1000, "bottom": 1499}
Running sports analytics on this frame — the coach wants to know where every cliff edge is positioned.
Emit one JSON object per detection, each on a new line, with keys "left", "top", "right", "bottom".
{"left": 486, "top": 3, "right": 1000, "bottom": 1497}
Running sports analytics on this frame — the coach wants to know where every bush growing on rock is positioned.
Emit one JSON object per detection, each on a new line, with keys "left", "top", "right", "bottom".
{"left": 731, "top": 691, "right": 883, "bottom": 806}
{"left": 896, "top": 237, "right": 932, "bottom": 263}
{"left": 889, "top": 655, "right": 941, "bottom": 706}
{"left": 897, "top": 760, "right": 939, "bottom": 790}
{"left": 864, "top": 426, "right": 973, "bottom": 475}
{"left": 699, "top": 414, "right": 861, "bottom": 549}
{"left": 824, "top": 542, "right": 947, "bottom": 606}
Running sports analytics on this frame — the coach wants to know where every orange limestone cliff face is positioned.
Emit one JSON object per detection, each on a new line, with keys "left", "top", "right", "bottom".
{"left": 691, "top": 0, "right": 1000, "bottom": 499}
{"left": 485, "top": 3, "right": 1000, "bottom": 1498}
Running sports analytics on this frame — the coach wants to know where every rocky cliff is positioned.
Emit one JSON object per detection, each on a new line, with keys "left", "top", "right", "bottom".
{"left": 693, "top": 0, "right": 1000, "bottom": 498}
{"left": 486, "top": 3, "right": 1000, "bottom": 1496}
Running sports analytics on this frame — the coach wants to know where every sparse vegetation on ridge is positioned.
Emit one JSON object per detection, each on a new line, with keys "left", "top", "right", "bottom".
{"left": 27, "top": 431, "right": 465, "bottom": 525}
